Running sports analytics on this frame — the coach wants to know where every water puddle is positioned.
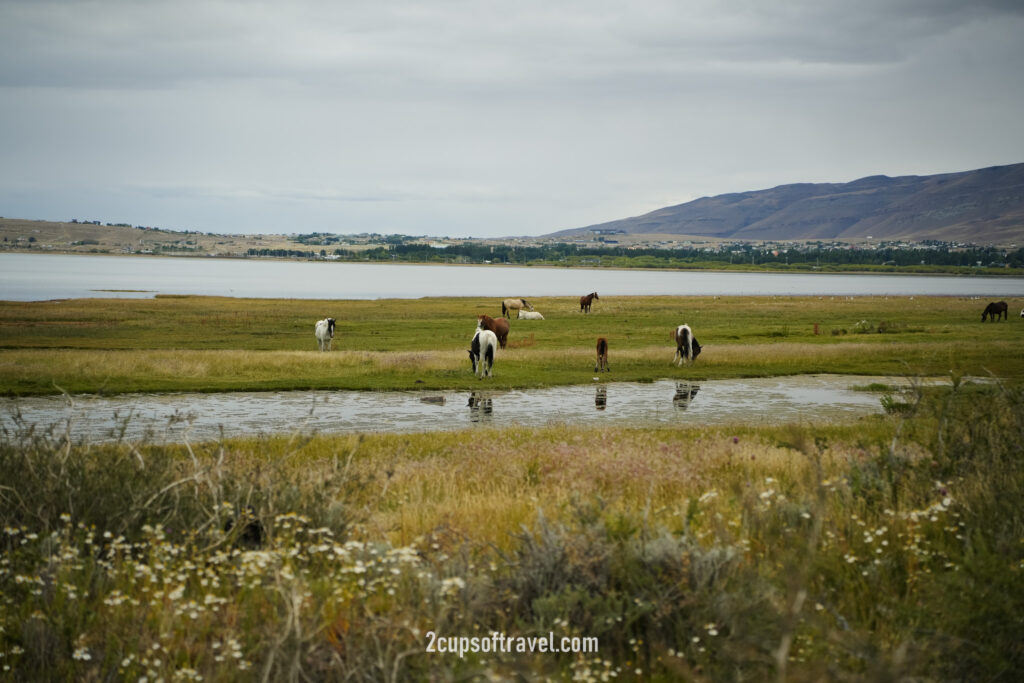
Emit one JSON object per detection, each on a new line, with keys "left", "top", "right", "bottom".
{"left": 0, "top": 375, "right": 941, "bottom": 444}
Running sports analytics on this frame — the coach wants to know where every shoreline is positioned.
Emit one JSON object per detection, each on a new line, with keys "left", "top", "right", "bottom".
{"left": 2, "top": 247, "right": 1023, "bottom": 280}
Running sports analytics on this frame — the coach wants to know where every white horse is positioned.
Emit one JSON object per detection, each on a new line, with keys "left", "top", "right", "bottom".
{"left": 469, "top": 328, "right": 498, "bottom": 378}
{"left": 673, "top": 324, "right": 702, "bottom": 365}
{"left": 314, "top": 318, "right": 336, "bottom": 351}
{"left": 517, "top": 310, "right": 544, "bottom": 320}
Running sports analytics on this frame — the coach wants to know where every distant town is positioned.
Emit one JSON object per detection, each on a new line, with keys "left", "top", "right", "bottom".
{"left": 1, "top": 217, "right": 1022, "bottom": 275}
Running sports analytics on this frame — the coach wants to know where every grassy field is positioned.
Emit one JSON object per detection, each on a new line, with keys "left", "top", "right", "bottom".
{"left": 0, "top": 294, "right": 1021, "bottom": 394}
{"left": 2, "top": 294, "right": 1023, "bottom": 680}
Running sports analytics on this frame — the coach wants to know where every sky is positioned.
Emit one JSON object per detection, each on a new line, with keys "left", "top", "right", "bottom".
{"left": 2, "top": 0, "right": 1023, "bottom": 239}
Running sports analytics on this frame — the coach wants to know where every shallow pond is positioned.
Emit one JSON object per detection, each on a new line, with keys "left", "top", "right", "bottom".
{"left": 1, "top": 375, "right": 928, "bottom": 444}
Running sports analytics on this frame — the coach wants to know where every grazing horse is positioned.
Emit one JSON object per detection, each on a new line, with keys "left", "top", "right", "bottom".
{"left": 981, "top": 301, "right": 1008, "bottom": 322}
{"left": 477, "top": 314, "right": 510, "bottom": 349}
{"left": 314, "top": 318, "right": 336, "bottom": 351}
{"left": 579, "top": 292, "right": 599, "bottom": 313}
{"left": 595, "top": 337, "right": 609, "bottom": 372}
{"left": 468, "top": 329, "right": 498, "bottom": 378}
{"left": 673, "top": 324, "right": 702, "bottom": 365}
{"left": 502, "top": 298, "right": 533, "bottom": 318}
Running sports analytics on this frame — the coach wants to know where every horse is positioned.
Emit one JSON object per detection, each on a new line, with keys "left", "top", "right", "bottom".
{"left": 517, "top": 310, "right": 544, "bottom": 320}
{"left": 595, "top": 337, "right": 609, "bottom": 372}
{"left": 468, "top": 328, "right": 498, "bottom": 378}
{"left": 580, "top": 292, "right": 599, "bottom": 313}
{"left": 502, "top": 298, "right": 534, "bottom": 318}
{"left": 314, "top": 318, "right": 336, "bottom": 351}
{"left": 673, "top": 324, "right": 702, "bottom": 365}
{"left": 981, "top": 301, "right": 1008, "bottom": 322}
{"left": 477, "top": 314, "right": 510, "bottom": 349}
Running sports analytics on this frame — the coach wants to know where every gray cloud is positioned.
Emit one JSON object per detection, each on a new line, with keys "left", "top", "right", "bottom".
{"left": 1, "top": 0, "right": 1022, "bottom": 236}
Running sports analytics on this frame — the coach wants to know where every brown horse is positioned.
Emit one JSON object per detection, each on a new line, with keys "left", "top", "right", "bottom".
{"left": 981, "top": 301, "right": 1008, "bottom": 322}
{"left": 580, "top": 292, "right": 599, "bottom": 313}
{"left": 477, "top": 314, "right": 510, "bottom": 349}
{"left": 595, "top": 337, "right": 609, "bottom": 372}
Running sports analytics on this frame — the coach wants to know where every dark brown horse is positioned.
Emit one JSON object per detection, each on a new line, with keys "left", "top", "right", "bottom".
{"left": 477, "top": 314, "right": 510, "bottom": 349}
{"left": 981, "top": 301, "right": 1008, "bottom": 322}
{"left": 595, "top": 337, "right": 609, "bottom": 372}
{"left": 580, "top": 292, "right": 599, "bottom": 313}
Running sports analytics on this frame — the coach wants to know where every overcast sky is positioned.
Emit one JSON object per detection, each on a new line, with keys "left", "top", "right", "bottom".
{"left": 2, "top": 0, "right": 1023, "bottom": 238}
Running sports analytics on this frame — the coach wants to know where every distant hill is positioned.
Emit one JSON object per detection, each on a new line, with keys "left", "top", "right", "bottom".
{"left": 550, "top": 163, "right": 1024, "bottom": 245}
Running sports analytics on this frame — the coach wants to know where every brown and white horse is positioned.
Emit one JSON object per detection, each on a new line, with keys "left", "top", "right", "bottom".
{"left": 595, "top": 337, "right": 609, "bottom": 372}
{"left": 673, "top": 324, "right": 702, "bottom": 365}
{"left": 477, "top": 314, "right": 510, "bottom": 349}
{"left": 580, "top": 292, "right": 599, "bottom": 313}
{"left": 502, "top": 298, "right": 533, "bottom": 318}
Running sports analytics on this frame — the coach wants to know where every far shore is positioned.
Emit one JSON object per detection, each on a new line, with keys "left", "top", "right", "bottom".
{"left": 2, "top": 246, "right": 1023, "bottom": 279}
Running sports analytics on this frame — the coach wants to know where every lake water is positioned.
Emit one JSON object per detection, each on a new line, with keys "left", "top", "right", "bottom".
{"left": 3, "top": 252, "right": 1024, "bottom": 300}
{"left": 1, "top": 375, "right": 917, "bottom": 444}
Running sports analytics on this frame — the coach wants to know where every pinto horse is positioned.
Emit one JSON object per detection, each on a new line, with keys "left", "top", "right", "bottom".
{"left": 468, "top": 328, "right": 498, "bottom": 378}
{"left": 981, "top": 301, "right": 1008, "bottom": 322}
{"left": 595, "top": 337, "right": 609, "bottom": 372}
{"left": 501, "top": 298, "right": 533, "bottom": 318}
{"left": 314, "top": 318, "right": 336, "bottom": 351}
{"left": 579, "top": 292, "right": 599, "bottom": 313}
{"left": 477, "top": 314, "right": 510, "bottom": 349}
{"left": 673, "top": 324, "right": 702, "bottom": 365}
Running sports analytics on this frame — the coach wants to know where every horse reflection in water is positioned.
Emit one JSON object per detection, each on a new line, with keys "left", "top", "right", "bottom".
{"left": 673, "top": 382, "right": 700, "bottom": 411}
{"left": 467, "top": 391, "right": 493, "bottom": 423}
{"left": 595, "top": 386, "right": 607, "bottom": 411}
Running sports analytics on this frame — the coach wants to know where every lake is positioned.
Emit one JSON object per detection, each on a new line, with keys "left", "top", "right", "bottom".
{"left": 3, "top": 252, "right": 1024, "bottom": 300}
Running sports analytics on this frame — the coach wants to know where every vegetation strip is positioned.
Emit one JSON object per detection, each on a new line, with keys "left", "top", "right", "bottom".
{"left": 2, "top": 382, "right": 1022, "bottom": 679}
{"left": 1, "top": 295, "right": 1021, "bottom": 395}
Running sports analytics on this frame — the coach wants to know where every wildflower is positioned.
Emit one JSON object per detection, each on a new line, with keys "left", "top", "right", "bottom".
{"left": 72, "top": 647, "right": 91, "bottom": 661}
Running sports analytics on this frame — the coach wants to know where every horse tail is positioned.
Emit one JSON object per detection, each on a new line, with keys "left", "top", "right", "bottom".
{"left": 502, "top": 302, "right": 507, "bottom": 317}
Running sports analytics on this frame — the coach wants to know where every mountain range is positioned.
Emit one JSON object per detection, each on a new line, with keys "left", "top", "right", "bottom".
{"left": 550, "top": 163, "right": 1024, "bottom": 244}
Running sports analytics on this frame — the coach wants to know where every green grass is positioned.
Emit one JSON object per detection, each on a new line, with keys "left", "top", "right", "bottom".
{"left": 1, "top": 294, "right": 1022, "bottom": 394}
{"left": 2, "top": 382, "right": 1022, "bottom": 680}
